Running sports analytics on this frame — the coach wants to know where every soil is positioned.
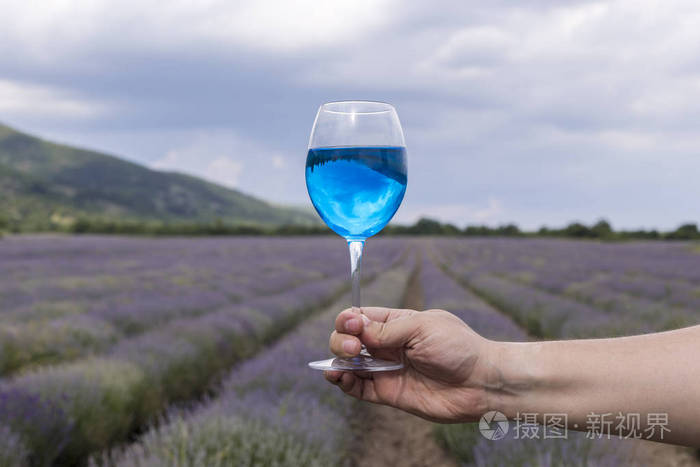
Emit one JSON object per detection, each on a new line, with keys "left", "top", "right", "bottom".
{"left": 351, "top": 250, "right": 457, "bottom": 467}
{"left": 352, "top": 404, "right": 458, "bottom": 467}
{"left": 629, "top": 439, "right": 699, "bottom": 467}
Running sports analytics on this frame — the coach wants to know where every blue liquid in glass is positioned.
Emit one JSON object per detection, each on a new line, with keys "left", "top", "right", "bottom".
{"left": 306, "top": 146, "right": 407, "bottom": 240}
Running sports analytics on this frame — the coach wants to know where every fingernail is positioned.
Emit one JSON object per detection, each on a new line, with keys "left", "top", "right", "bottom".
{"left": 345, "top": 318, "right": 360, "bottom": 332}
{"left": 360, "top": 314, "right": 370, "bottom": 326}
{"left": 342, "top": 340, "right": 358, "bottom": 354}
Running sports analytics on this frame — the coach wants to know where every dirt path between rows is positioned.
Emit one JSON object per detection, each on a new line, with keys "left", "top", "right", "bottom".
{"left": 629, "top": 439, "right": 698, "bottom": 467}
{"left": 351, "top": 252, "right": 458, "bottom": 467}
{"left": 351, "top": 404, "right": 459, "bottom": 467}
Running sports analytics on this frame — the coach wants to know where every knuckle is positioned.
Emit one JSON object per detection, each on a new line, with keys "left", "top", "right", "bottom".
{"left": 335, "top": 308, "right": 355, "bottom": 330}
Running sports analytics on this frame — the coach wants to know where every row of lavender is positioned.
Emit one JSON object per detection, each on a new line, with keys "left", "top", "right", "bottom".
{"left": 419, "top": 252, "right": 643, "bottom": 466}
{"left": 431, "top": 238, "right": 700, "bottom": 285}
{"left": 0, "top": 236, "right": 407, "bottom": 466}
{"left": 94, "top": 261, "right": 414, "bottom": 466}
{"left": 446, "top": 238, "right": 700, "bottom": 310}
{"left": 433, "top": 238, "right": 700, "bottom": 338}
{"left": 0, "top": 237, "right": 350, "bottom": 375}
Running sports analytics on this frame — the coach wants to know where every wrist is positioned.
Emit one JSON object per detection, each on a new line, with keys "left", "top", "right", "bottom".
{"left": 479, "top": 340, "right": 549, "bottom": 419}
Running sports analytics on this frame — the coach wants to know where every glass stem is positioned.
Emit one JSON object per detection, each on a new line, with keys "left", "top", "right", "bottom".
{"left": 348, "top": 240, "right": 370, "bottom": 357}
{"left": 349, "top": 240, "right": 363, "bottom": 311}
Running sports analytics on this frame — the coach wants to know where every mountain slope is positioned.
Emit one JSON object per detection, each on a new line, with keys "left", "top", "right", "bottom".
{"left": 0, "top": 123, "right": 318, "bottom": 229}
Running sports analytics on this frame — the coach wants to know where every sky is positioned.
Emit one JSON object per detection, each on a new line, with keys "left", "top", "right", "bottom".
{"left": 0, "top": 0, "right": 698, "bottom": 230}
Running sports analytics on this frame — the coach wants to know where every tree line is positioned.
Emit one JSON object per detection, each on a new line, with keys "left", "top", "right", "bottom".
{"left": 1, "top": 215, "right": 697, "bottom": 240}
{"left": 383, "top": 218, "right": 700, "bottom": 240}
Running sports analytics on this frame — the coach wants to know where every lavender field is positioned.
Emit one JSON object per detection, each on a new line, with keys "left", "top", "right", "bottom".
{"left": 430, "top": 238, "right": 700, "bottom": 466}
{"left": 0, "top": 235, "right": 698, "bottom": 466}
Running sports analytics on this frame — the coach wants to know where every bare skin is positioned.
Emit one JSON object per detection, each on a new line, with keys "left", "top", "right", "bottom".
{"left": 324, "top": 307, "right": 700, "bottom": 447}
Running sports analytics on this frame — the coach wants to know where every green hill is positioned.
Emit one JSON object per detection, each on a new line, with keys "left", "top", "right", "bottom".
{"left": 0, "top": 123, "right": 318, "bottom": 231}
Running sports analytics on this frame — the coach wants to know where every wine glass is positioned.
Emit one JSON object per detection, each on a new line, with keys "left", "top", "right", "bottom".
{"left": 306, "top": 101, "right": 407, "bottom": 372}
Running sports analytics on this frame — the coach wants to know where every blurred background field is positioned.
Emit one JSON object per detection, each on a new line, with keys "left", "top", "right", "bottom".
{"left": 0, "top": 235, "right": 698, "bottom": 466}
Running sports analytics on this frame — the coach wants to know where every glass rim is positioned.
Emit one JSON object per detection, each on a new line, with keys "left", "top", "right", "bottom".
{"left": 320, "top": 100, "right": 395, "bottom": 115}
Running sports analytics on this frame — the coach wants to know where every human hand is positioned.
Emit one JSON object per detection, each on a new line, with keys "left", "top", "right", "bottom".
{"left": 324, "top": 307, "right": 494, "bottom": 423}
{"left": 328, "top": 308, "right": 700, "bottom": 446}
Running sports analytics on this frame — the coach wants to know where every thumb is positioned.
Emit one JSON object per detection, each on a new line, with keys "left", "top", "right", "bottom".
{"left": 360, "top": 314, "right": 420, "bottom": 349}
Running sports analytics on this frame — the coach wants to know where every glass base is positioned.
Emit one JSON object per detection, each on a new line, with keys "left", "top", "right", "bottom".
{"left": 308, "top": 354, "right": 404, "bottom": 372}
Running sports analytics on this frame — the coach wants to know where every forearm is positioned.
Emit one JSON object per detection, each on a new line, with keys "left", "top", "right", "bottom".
{"left": 483, "top": 325, "right": 700, "bottom": 447}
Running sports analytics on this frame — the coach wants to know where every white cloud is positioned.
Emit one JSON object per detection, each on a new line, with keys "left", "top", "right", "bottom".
{"left": 271, "top": 155, "right": 286, "bottom": 169}
{"left": 304, "top": 0, "right": 700, "bottom": 133}
{"left": 149, "top": 130, "right": 301, "bottom": 196}
{"left": 1, "top": 0, "right": 698, "bottom": 228}
{"left": 0, "top": 79, "right": 107, "bottom": 118}
{"left": 395, "top": 198, "right": 506, "bottom": 227}
{"left": 474, "top": 198, "right": 505, "bottom": 223}
{"left": 0, "top": 0, "right": 395, "bottom": 59}
{"left": 204, "top": 156, "right": 244, "bottom": 188}
{"left": 189, "top": 0, "right": 394, "bottom": 51}
{"left": 151, "top": 132, "right": 248, "bottom": 188}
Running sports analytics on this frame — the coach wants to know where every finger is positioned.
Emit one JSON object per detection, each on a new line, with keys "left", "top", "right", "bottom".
{"left": 324, "top": 370, "right": 343, "bottom": 385}
{"left": 361, "top": 307, "right": 416, "bottom": 323}
{"left": 337, "top": 372, "right": 357, "bottom": 394}
{"left": 329, "top": 330, "right": 362, "bottom": 357}
{"left": 359, "top": 376, "right": 380, "bottom": 403}
{"left": 335, "top": 309, "right": 364, "bottom": 335}
{"left": 363, "top": 346, "right": 402, "bottom": 363}
{"left": 338, "top": 372, "right": 380, "bottom": 403}
{"left": 361, "top": 314, "right": 420, "bottom": 349}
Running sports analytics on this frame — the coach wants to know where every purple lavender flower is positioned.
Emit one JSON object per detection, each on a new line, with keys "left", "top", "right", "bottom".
{"left": 0, "top": 426, "right": 29, "bottom": 467}
{"left": 107, "top": 262, "right": 413, "bottom": 466}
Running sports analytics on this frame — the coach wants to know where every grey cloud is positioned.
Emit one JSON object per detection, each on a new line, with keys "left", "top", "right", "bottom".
{"left": 0, "top": 0, "right": 698, "bottom": 229}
